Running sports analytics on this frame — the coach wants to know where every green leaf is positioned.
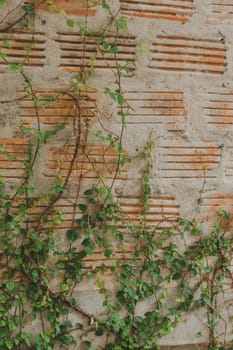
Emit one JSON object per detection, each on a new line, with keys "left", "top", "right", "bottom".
{"left": 83, "top": 187, "right": 97, "bottom": 196}
{"left": 195, "top": 331, "right": 202, "bottom": 338}
{"left": 3, "top": 41, "right": 11, "bottom": 48}
{"left": 22, "top": 3, "right": 35, "bottom": 13}
{"left": 95, "top": 327, "right": 104, "bottom": 336}
{"left": 6, "top": 281, "right": 14, "bottom": 292}
{"left": 110, "top": 44, "right": 118, "bottom": 53}
{"left": 104, "top": 249, "right": 112, "bottom": 258}
{"left": 218, "top": 209, "right": 229, "bottom": 219}
{"left": 8, "top": 63, "right": 23, "bottom": 72}
{"left": 88, "top": 198, "right": 97, "bottom": 204}
{"left": 144, "top": 184, "right": 151, "bottom": 195}
{"left": 4, "top": 201, "right": 11, "bottom": 209}
{"left": 31, "top": 269, "right": 39, "bottom": 283}
{"left": 176, "top": 296, "right": 186, "bottom": 303}
{"left": 66, "top": 18, "right": 74, "bottom": 27}
{"left": 102, "top": 41, "right": 109, "bottom": 50}
{"left": 115, "top": 17, "right": 128, "bottom": 30}
{"left": 66, "top": 229, "right": 79, "bottom": 243}
{"left": 76, "top": 19, "right": 84, "bottom": 28}
{"left": 76, "top": 250, "right": 87, "bottom": 259}
{"left": 102, "top": 3, "right": 111, "bottom": 11}
{"left": 76, "top": 322, "right": 83, "bottom": 330}
{"left": 83, "top": 340, "right": 91, "bottom": 348}
{"left": 69, "top": 298, "right": 76, "bottom": 307}
{"left": 78, "top": 204, "right": 87, "bottom": 213}
{"left": 172, "top": 272, "right": 181, "bottom": 280}
{"left": 5, "top": 339, "right": 13, "bottom": 349}
{"left": 117, "top": 143, "right": 123, "bottom": 154}
{"left": 0, "top": 1, "right": 5, "bottom": 8}
{"left": 117, "top": 94, "right": 124, "bottom": 106}
{"left": 82, "top": 238, "right": 92, "bottom": 247}
{"left": 0, "top": 51, "right": 7, "bottom": 59}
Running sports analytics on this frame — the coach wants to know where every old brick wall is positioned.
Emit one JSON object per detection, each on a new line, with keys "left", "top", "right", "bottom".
{"left": 0, "top": 0, "right": 233, "bottom": 348}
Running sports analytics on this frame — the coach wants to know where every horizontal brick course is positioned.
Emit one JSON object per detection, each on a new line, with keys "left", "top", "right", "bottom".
{"left": 118, "top": 195, "right": 179, "bottom": 229}
{"left": 55, "top": 32, "right": 137, "bottom": 72}
{"left": 16, "top": 88, "right": 97, "bottom": 127}
{"left": 120, "top": 0, "right": 195, "bottom": 22}
{"left": 203, "top": 90, "right": 233, "bottom": 128}
{"left": 44, "top": 145, "right": 130, "bottom": 180}
{"left": 157, "top": 142, "right": 221, "bottom": 178}
{"left": 37, "top": 0, "right": 97, "bottom": 16}
{"left": 149, "top": 35, "right": 227, "bottom": 74}
{"left": 0, "top": 138, "right": 29, "bottom": 179}
{"left": 0, "top": 31, "right": 46, "bottom": 68}
{"left": 122, "top": 90, "right": 187, "bottom": 131}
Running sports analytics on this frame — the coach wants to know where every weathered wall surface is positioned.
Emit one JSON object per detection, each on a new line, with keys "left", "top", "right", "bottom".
{"left": 1, "top": 0, "right": 233, "bottom": 348}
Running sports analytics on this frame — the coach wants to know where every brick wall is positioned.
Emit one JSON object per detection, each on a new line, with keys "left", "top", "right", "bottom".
{"left": 1, "top": 0, "right": 233, "bottom": 348}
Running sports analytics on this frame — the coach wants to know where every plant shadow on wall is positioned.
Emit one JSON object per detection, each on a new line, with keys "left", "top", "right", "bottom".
{"left": 0, "top": 1, "right": 233, "bottom": 350}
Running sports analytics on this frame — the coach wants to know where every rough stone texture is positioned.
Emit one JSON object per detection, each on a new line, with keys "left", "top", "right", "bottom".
{"left": 0, "top": 0, "right": 233, "bottom": 348}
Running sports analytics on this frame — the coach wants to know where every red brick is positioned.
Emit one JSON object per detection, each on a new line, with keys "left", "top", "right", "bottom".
{"left": 123, "top": 90, "right": 187, "bottom": 131}
{"left": 0, "top": 138, "right": 29, "bottom": 179}
{"left": 44, "top": 145, "right": 130, "bottom": 180}
{"left": 149, "top": 35, "right": 227, "bottom": 74}
{"left": 0, "top": 30, "right": 45, "bottom": 69}
{"left": 55, "top": 32, "right": 136, "bottom": 72}
{"left": 207, "top": 2, "right": 233, "bottom": 24}
{"left": 37, "top": 0, "right": 97, "bottom": 16}
{"left": 157, "top": 142, "right": 221, "bottom": 178}
{"left": 16, "top": 88, "right": 97, "bottom": 127}
{"left": 203, "top": 90, "right": 233, "bottom": 128}
{"left": 120, "top": 0, "right": 195, "bottom": 22}
{"left": 118, "top": 195, "right": 179, "bottom": 230}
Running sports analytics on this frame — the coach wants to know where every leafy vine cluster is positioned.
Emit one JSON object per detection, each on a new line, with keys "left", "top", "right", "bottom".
{"left": 0, "top": 1, "right": 232, "bottom": 350}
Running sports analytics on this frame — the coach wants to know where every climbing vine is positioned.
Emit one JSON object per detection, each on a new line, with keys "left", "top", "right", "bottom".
{"left": 0, "top": 1, "right": 233, "bottom": 350}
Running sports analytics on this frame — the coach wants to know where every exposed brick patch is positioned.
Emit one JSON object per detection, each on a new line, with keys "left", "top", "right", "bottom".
{"left": 44, "top": 145, "right": 130, "bottom": 180}
{"left": 207, "top": 1, "right": 233, "bottom": 24}
{"left": 203, "top": 90, "right": 233, "bottom": 128}
{"left": 74, "top": 195, "right": 180, "bottom": 271}
{"left": 149, "top": 35, "right": 227, "bottom": 74}
{"left": 81, "top": 243, "right": 136, "bottom": 270}
{"left": 120, "top": 0, "right": 195, "bottom": 22}
{"left": 16, "top": 88, "right": 97, "bottom": 128}
{"left": 122, "top": 90, "right": 187, "bottom": 131}
{"left": 0, "top": 31, "right": 46, "bottom": 69}
{"left": 11, "top": 196, "right": 82, "bottom": 231}
{"left": 224, "top": 148, "right": 233, "bottom": 180}
{"left": 118, "top": 195, "right": 179, "bottom": 230}
{"left": 55, "top": 32, "right": 137, "bottom": 72}
{"left": 0, "top": 138, "right": 29, "bottom": 179}
{"left": 199, "top": 194, "right": 233, "bottom": 226}
{"left": 82, "top": 196, "right": 179, "bottom": 270}
{"left": 157, "top": 142, "right": 221, "bottom": 178}
{"left": 37, "top": 0, "right": 97, "bottom": 16}
{"left": 201, "top": 193, "right": 233, "bottom": 214}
